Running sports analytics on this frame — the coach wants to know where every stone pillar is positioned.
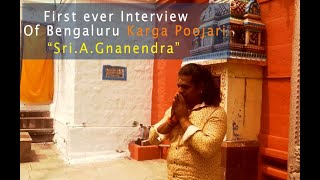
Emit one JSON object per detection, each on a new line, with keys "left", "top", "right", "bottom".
{"left": 208, "top": 63, "right": 263, "bottom": 141}
{"left": 287, "top": 0, "right": 300, "bottom": 179}
{"left": 216, "top": 63, "right": 263, "bottom": 180}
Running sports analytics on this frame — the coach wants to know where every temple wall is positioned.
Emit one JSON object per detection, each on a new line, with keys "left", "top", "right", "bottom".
{"left": 51, "top": 60, "right": 154, "bottom": 164}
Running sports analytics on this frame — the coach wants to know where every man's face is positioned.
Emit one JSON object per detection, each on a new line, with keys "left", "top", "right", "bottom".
{"left": 177, "top": 75, "right": 202, "bottom": 106}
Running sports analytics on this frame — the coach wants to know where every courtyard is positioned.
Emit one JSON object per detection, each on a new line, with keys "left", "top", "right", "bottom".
{"left": 20, "top": 143, "right": 167, "bottom": 180}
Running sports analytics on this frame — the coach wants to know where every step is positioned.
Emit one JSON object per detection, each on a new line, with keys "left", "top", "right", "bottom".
{"left": 20, "top": 129, "right": 54, "bottom": 143}
{"left": 20, "top": 128, "right": 54, "bottom": 134}
{"left": 20, "top": 110, "right": 50, "bottom": 118}
{"left": 20, "top": 132, "right": 32, "bottom": 162}
{"left": 20, "top": 117, "right": 53, "bottom": 129}
{"left": 262, "top": 165, "right": 287, "bottom": 179}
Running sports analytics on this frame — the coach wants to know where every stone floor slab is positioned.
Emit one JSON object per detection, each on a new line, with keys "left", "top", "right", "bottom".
{"left": 21, "top": 142, "right": 167, "bottom": 180}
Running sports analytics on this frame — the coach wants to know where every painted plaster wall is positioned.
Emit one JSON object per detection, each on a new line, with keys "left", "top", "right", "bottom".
{"left": 151, "top": 60, "right": 182, "bottom": 125}
{"left": 50, "top": 60, "right": 76, "bottom": 161}
{"left": 64, "top": 60, "right": 154, "bottom": 164}
{"left": 50, "top": 60, "right": 153, "bottom": 164}
{"left": 20, "top": 0, "right": 155, "bottom": 164}
{"left": 257, "top": 0, "right": 295, "bottom": 178}
{"left": 259, "top": 0, "right": 294, "bottom": 154}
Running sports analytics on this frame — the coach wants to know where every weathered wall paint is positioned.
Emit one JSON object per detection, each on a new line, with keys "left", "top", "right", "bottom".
{"left": 151, "top": 60, "right": 182, "bottom": 125}
{"left": 51, "top": 60, "right": 154, "bottom": 164}
{"left": 258, "top": 0, "right": 295, "bottom": 178}
{"left": 50, "top": 60, "right": 76, "bottom": 161}
{"left": 259, "top": 0, "right": 294, "bottom": 156}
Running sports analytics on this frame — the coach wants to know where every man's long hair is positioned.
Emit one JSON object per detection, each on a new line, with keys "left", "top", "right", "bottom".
{"left": 178, "top": 63, "right": 221, "bottom": 106}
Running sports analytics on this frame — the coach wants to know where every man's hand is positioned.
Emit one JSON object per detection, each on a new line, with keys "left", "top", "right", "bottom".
{"left": 173, "top": 93, "right": 189, "bottom": 122}
{"left": 169, "top": 93, "right": 179, "bottom": 126}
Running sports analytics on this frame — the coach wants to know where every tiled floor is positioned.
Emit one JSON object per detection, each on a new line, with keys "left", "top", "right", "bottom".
{"left": 20, "top": 143, "right": 168, "bottom": 180}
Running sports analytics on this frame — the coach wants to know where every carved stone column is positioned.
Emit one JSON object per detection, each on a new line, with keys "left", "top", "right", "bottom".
{"left": 287, "top": 0, "right": 300, "bottom": 179}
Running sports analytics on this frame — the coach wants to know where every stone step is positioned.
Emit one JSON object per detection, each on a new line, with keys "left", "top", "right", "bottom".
{"left": 20, "top": 110, "right": 50, "bottom": 118}
{"left": 20, "top": 132, "right": 32, "bottom": 162}
{"left": 20, "top": 128, "right": 54, "bottom": 135}
{"left": 20, "top": 117, "right": 53, "bottom": 129}
{"left": 20, "top": 129, "right": 54, "bottom": 143}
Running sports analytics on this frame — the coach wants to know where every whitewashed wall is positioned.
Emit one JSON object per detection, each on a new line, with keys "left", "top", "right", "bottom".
{"left": 51, "top": 60, "right": 154, "bottom": 164}
{"left": 50, "top": 60, "right": 76, "bottom": 162}
{"left": 21, "top": 0, "right": 155, "bottom": 164}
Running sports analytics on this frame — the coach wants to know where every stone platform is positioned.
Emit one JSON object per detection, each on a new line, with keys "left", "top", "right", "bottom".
{"left": 20, "top": 132, "right": 32, "bottom": 162}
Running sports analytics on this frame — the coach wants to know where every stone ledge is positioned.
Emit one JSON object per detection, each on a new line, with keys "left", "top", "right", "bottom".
{"left": 20, "top": 132, "right": 32, "bottom": 162}
{"left": 20, "top": 110, "right": 50, "bottom": 117}
{"left": 20, "top": 129, "right": 54, "bottom": 143}
{"left": 20, "top": 117, "right": 54, "bottom": 129}
{"left": 128, "top": 143, "right": 161, "bottom": 161}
